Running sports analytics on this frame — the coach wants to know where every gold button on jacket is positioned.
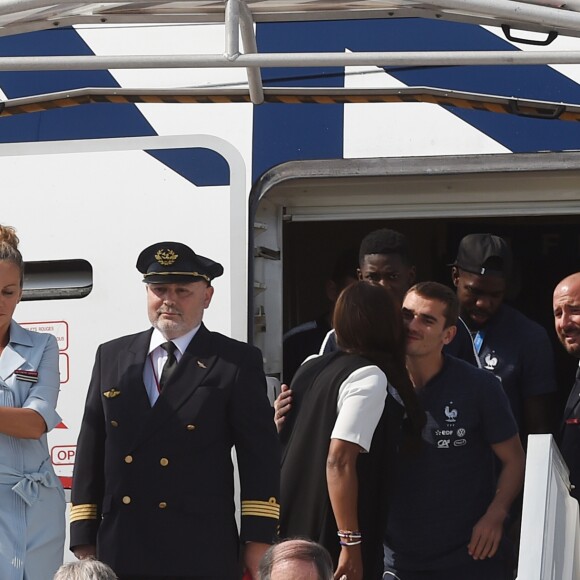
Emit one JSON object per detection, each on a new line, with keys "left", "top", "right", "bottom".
{"left": 160, "top": 458, "right": 169, "bottom": 467}
{"left": 124, "top": 455, "right": 133, "bottom": 464}
{"left": 122, "top": 496, "right": 131, "bottom": 505}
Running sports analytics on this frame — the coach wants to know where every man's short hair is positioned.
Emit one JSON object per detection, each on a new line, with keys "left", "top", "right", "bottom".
{"left": 258, "top": 538, "right": 333, "bottom": 580}
{"left": 358, "top": 228, "right": 412, "bottom": 267}
{"left": 53, "top": 559, "right": 118, "bottom": 580}
{"left": 408, "top": 281, "right": 459, "bottom": 328}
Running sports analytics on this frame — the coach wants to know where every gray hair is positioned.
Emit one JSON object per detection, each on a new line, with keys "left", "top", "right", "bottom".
{"left": 53, "top": 560, "right": 118, "bottom": 580}
{"left": 258, "top": 539, "right": 333, "bottom": 580}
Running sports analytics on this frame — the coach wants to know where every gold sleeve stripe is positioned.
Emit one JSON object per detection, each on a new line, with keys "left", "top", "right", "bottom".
{"left": 70, "top": 504, "right": 98, "bottom": 522}
{"left": 70, "top": 503, "right": 97, "bottom": 510}
{"left": 70, "top": 513, "right": 98, "bottom": 522}
{"left": 241, "top": 499, "right": 280, "bottom": 509}
{"left": 70, "top": 506, "right": 97, "bottom": 515}
{"left": 242, "top": 498, "right": 279, "bottom": 506}
{"left": 241, "top": 508, "right": 279, "bottom": 519}
{"left": 241, "top": 503, "right": 280, "bottom": 514}
{"left": 241, "top": 498, "right": 280, "bottom": 519}
{"left": 70, "top": 508, "right": 97, "bottom": 518}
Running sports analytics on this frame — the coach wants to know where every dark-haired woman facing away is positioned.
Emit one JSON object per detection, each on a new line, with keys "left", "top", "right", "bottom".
{"left": 0, "top": 225, "right": 65, "bottom": 579}
{"left": 279, "top": 281, "right": 425, "bottom": 580}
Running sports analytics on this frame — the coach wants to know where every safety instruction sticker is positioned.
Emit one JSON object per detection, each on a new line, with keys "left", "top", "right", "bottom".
{"left": 20, "top": 320, "right": 68, "bottom": 350}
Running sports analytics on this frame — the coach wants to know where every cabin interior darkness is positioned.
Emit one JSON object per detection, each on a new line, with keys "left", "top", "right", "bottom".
{"left": 283, "top": 215, "right": 580, "bottom": 418}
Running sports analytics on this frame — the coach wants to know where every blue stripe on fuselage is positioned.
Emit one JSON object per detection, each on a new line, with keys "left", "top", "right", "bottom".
{"left": 254, "top": 21, "right": 345, "bottom": 181}
{"left": 0, "top": 29, "right": 229, "bottom": 186}
{"left": 253, "top": 19, "right": 580, "bottom": 181}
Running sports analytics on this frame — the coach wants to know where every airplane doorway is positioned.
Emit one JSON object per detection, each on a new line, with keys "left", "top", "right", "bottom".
{"left": 283, "top": 214, "right": 580, "bottom": 416}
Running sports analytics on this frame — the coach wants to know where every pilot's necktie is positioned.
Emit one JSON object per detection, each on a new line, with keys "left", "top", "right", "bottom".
{"left": 159, "top": 341, "right": 178, "bottom": 390}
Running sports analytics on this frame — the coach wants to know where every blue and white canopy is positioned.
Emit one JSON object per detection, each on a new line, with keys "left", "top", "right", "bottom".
{"left": 0, "top": 0, "right": 579, "bottom": 37}
{"left": 1, "top": 0, "right": 580, "bottom": 115}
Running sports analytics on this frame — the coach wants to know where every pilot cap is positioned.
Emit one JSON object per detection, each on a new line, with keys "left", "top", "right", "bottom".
{"left": 136, "top": 241, "right": 224, "bottom": 284}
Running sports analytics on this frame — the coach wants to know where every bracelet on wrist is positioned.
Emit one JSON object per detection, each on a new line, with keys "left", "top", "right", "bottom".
{"left": 337, "top": 530, "right": 362, "bottom": 545}
{"left": 339, "top": 539, "right": 362, "bottom": 547}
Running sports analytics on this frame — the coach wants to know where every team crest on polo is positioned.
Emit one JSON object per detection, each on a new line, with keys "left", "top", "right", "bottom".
{"left": 444, "top": 403, "right": 458, "bottom": 423}
{"left": 155, "top": 249, "right": 178, "bottom": 266}
{"left": 484, "top": 351, "right": 498, "bottom": 371}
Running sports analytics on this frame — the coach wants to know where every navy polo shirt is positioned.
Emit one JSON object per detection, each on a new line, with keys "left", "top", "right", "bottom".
{"left": 474, "top": 304, "right": 557, "bottom": 431}
{"left": 384, "top": 356, "right": 518, "bottom": 572}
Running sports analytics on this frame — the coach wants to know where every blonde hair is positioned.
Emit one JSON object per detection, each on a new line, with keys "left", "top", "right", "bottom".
{"left": 0, "top": 225, "right": 23, "bottom": 285}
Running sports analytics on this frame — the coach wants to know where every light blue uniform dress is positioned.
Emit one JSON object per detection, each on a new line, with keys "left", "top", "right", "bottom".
{"left": 0, "top": 320, "right": 65, "bottom": 580}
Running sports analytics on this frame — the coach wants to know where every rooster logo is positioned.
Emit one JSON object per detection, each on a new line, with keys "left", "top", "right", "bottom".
{"left": 445, "top": 404, "right": 458, "bottom": 423}
{"left": 484, "top": 352, "right": 498, "bottom": 371}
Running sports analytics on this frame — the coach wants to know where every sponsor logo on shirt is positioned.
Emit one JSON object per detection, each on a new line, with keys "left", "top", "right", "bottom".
{"left": 435, "top": 429, "right": 453, "bottom": 436}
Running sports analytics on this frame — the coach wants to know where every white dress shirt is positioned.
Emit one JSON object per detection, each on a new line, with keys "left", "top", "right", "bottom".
{"left": 143, "top": 325, "right": 200, "bottom": 405}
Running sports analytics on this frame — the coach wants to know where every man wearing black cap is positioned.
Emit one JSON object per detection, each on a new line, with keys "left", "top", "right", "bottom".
{"left": 451, "top": 233, "right": 557, "bottom": 439}
{"left": 70, "top": 242, "right": 280, "bottom": 579}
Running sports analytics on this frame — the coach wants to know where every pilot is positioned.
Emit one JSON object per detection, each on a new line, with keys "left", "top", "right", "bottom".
{"left": 70, "top": 241, "right": 280, "bottom": 580}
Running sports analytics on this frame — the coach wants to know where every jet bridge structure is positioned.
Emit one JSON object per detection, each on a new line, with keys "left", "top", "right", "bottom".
{"left": 2, "top": 0, "right": 580, "bottom": 116}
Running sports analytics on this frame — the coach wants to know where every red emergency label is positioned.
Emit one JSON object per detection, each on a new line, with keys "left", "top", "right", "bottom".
{"left": 51, "top": 445, "right": 76, "bottom": 466}
{"left": 59, "top": 352, "right": 70, "bottom": 384}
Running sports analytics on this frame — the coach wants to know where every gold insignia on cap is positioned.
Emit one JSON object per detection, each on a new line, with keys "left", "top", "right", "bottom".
{"left": 155, "top": 249, "right": 179, "bottom": 266}
{"left": 103, "top": 388, "right": 121, "bottom": 399}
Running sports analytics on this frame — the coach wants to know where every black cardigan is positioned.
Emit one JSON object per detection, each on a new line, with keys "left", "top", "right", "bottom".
{"left": 280, "top": 351, "right": 403, "bottom": 579}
